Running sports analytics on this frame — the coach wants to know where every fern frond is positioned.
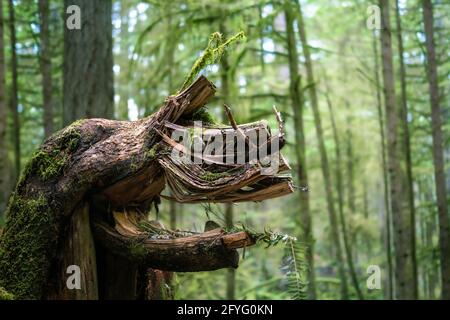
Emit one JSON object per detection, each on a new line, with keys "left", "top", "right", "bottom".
{"left": 283, "top": 239, "right": 309, "bottom": 300}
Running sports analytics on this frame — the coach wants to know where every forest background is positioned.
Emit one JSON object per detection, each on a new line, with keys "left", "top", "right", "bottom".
{"left": 0, "top": 0, "right": 449, "bottom": 300}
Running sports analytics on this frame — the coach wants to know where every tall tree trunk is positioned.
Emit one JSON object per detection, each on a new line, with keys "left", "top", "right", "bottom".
{"left": 344, "top": 103, "right": 364, "bottom": 299}
{"left": 63, "top": 0, "right": 114, "bottom": 125}
{"left": 285, "top": 3, "right": 316, "bottom": 299}
{"left": 295, "top": 0, "right": 348, "bottom": 299}
{"left": 362, "top": 180, "right": 372, "bottom": 258}
{"left": 219, "top": 22, "right": 236, "bottom": 301}
{"left": 7, "top": 0, "right": 20, "bottom": 183}
{"left": 166, "top": 7, "right": 177, "bottom": 230}
{"left": 61, "top": 0, "right": 113, "bottom": 299}
{"left": 38, "top": 0, "right": 53, "bottom": 138}
{"left": 325, "top": 92, "right": 363, "bottom": 300}
{"left": 379, "top": 0, "right": 417, "bottom": 299}
{"left": 394, "top": 0, "right": 417, "bottom": 287}
{"left": 372, "top": 28, "right": 393, "bottom": 299}
{"left": 422, "top": 0, "right": 450, "bottom": 300}
{"left": 0, "top": 0, "right": 7, "bottom": 215}
{"left": 118, "top": 0, "right": 129, "bottom": 120}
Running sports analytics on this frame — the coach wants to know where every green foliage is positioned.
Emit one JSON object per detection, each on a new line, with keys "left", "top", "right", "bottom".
{"left": 180, "top": 31, "right": 246, "bottom": 90}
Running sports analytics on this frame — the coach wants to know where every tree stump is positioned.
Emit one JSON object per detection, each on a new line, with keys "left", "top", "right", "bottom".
{"left": 0, "top": 76, "right": 293, "bottom": 299}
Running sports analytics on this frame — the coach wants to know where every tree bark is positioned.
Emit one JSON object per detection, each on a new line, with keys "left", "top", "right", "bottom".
{"left": 117, "top": 0, "right": 129, "bottom": 120}
{"left": 372, "top": 28, "right": 393, "bottom": 300}
{"left": 379, "top": 0, "right": 417, "bottom": 299}
{"left": 295, "top": 0, "right": 348, "bottom": 299}
{"left": 422, "top": 0, "right": 450, "bottom": 300}
{"left": 63, "top": 0, "right": 114, "bottom": 125}
{"left": 394, "top": 0, "right": 417, "bottom": 288}
{"left": 0, "top": 0, "right": 7, "bottom": 215}
{"left": 7, "top": 0, "right": 20, "bottom": 183}
{"left": 38, "top": 0, "right": 54, "bottom": 138}
{"left": 46, "top": 202, "right": 98, "bottom": 299}
{"left": 285, "top": 3, "right": 316, "bottom": 299}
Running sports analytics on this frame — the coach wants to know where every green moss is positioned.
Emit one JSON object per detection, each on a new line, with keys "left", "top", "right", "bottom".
{"left": 0, "top": 287, "right": 14, "bottom": 300}
{"left": 147, "top": 146, "right": 157, "bottom": 160}
{"left": 200, "top": 171, "right": 226, "bottom": 182}
{"left": 190, "top": 107, "right": 218, "bottom": 125}
{"left": 0, "top": 193, "right": 55, "bottom": 299}
{"left": 0, "top": 120, "right": 85, "bottom": 299}
{"left": 18, "top": 120, "right": 83, "bottom": 184}
{"left": 29, "top": 150, "right": 68, "bottom": 181}
{"left": 180, "top": 31, "right": 246, "bottom": 91}
{"left": 130, "top": 242, "right": 147, "bottom": 259}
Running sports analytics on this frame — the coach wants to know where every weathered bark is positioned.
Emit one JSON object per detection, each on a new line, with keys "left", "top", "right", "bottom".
{"left": 422, "top": 0, "right": 450, "bottom": 300}
{"left": 372, "top": 28, "right": 393, "bottom": 300}
{"left": 63, "top": 0, "right": 114, "bottom": 124}
{"left": 93, "top": 218, "right": 252, "bottom": 271}
{"left": 295, "top": 0, "right": 348, "bottom": 299}
{"left": 46, "top": 203, "right": 98, "bottom": 300}
{"left": 7, "top": 0, "right": 20, "bottom": 182}
{"left": 285, "top": 2, "right": 315, "bottom": 299}
{"left": 0, "top": 0, "right": 7, "bottom": 215}
{"left": 395, "top": 0, "right": 417, "bottom": 288}
{"left": 38, "top": 0, "right": 54, "bottom": 138}
{"left": 379, "top": 0, "right": 417, "bottom": 299}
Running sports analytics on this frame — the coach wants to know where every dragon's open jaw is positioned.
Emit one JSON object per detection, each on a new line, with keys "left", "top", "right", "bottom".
{"left": 92, "top": 208, "right": 255, "bottom": 272}
{"left": 91, "top": 76, "right": 294, "bottom": 272}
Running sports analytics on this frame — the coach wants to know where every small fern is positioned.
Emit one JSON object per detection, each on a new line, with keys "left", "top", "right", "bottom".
{"left": 283, "top": 239, "right": 309, "bottom": 300}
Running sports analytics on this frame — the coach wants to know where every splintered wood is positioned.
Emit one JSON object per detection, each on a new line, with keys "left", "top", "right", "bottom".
{"left": 154, "top": 76, "right": 294, "bottom": 204}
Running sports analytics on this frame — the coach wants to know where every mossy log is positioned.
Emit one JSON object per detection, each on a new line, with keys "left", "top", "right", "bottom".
{"left": 0, "top": 76, "right": 293, "bottom": 299}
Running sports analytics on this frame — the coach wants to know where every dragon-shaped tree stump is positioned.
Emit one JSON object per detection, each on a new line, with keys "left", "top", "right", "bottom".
{"left": 0, "top": 76, "right": 293, "bottom": 300}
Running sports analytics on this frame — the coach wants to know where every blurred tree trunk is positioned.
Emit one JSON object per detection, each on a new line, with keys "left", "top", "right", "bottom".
{"left": 118, "top": 0, "right": 129, "bottom": 120}
{"left": 325, "top": 91, "right": 363, "bottom": 300}
{"left": 394, "top": 0, "right": 417, "bottom": 286}
{"left": 344, "top": 103, "right": 364, "bottom": 299}
{"left": 285, "top": 4, "right": 316, "bottom": 299}
{"left": 295, "top": 0, "right": 348, "bottom": 299}
{"left": 362, "top": 181, "right": 372, "bottom": 258}
{"left": 0, "top": 0, "right": 7, "bottom": 215}
{"left": 63, "top": 0, "right": 114, "bottom": 125}
{"left": 220, "top": 21, "right": 235, "bottom": 301}
{"left": 372, "top": 28, "right": 393, "bottom": 299}
{"left": 38, "top": 0, "right": 53, "bottom": 138}
{"left": 422, "top": 0, "right": 450, "bottom": 300}
{"left": 166, "top": 6, "right": 177, "bottom": 230}
{"left": 7, "top": 0, "right": 20, "bottom": 183}
{"left": 418, "top": 178, "right": 436, "bottom": 299}
{"left": 379, "top": 0, "right": 417, "bottom": 299}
